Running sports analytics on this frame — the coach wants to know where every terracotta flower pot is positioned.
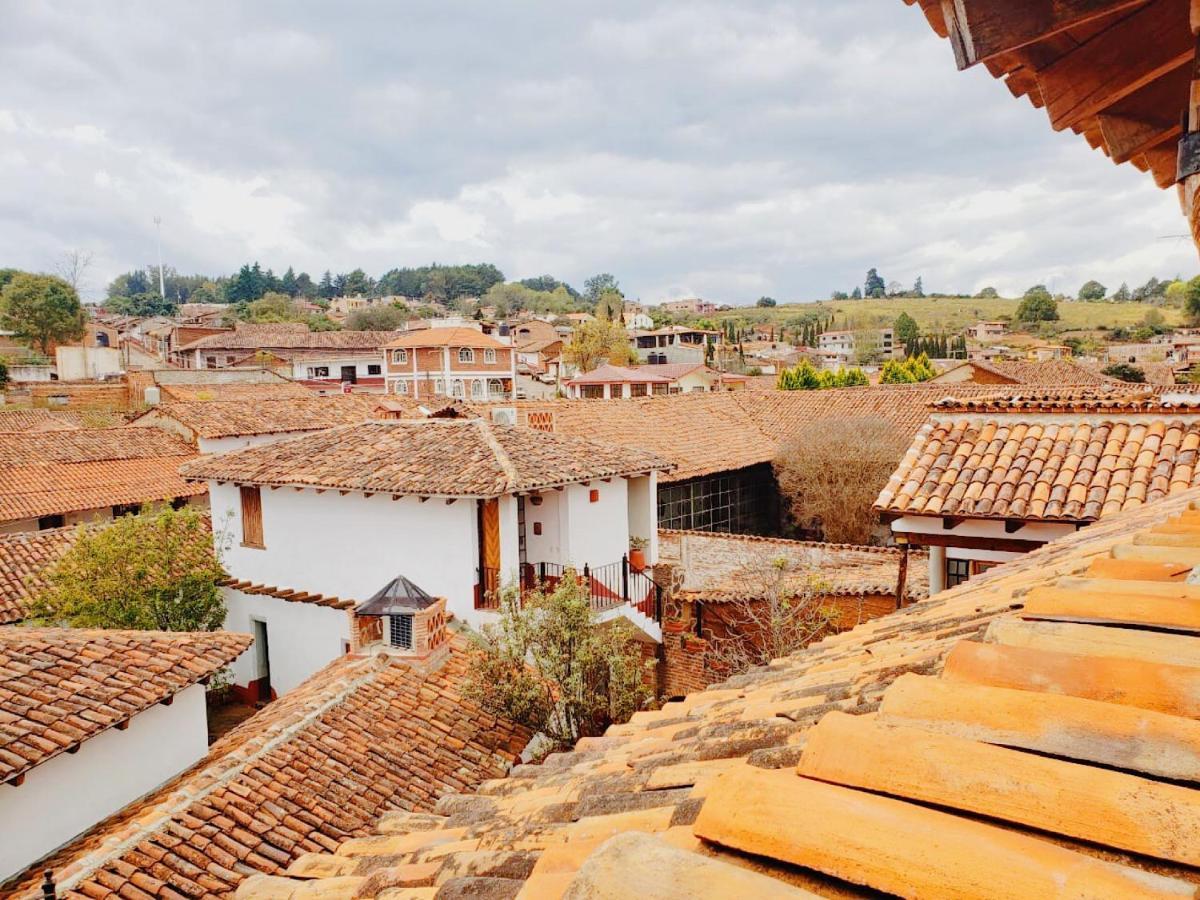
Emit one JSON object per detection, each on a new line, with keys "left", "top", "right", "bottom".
{"left": 629, "top": 548, "right": 646, "bottom": 570}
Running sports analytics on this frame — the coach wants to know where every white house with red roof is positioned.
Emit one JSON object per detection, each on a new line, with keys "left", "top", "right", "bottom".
{"left": 566, "top": 363, "right": 748, "bottom": 399}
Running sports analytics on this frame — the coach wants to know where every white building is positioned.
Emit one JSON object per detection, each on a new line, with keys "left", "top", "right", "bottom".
{"left": 181, "top": 417, "right": 672, "bottom": 700}
{"left": 0, "top": 629, "right": 249, "bottom": 882}
{"left": 817, "top": 328, "right": 898, "bottom": 367}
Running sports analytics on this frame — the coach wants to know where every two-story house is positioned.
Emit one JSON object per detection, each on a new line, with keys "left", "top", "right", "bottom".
{"left": 383, "top": 327, "right": 516, "bottom": 401}
{"left": 180, "top": 418, "right": 672, "bottom": 699}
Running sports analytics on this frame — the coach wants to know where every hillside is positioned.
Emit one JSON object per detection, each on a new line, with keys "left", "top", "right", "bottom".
{"left": 718, "top": 296, "right": 1181, "bottom": 334}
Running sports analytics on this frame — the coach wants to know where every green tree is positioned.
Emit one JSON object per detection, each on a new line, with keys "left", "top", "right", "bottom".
{"left": 911, "top": 276, "right": 924, "bottom": 298}
{"left": 880, "top": 353, "right": 936, "bottom": 384}
{"left": 583, "top": 273, "right": 622, "bottom": 303}
{"left": 345, "top": 304, "right": 408, "bottom": 331}
{"left": 1016, "top": 285, "right": 1058, "bottom": 322}
{"left": 975, "top": 286, "right": 999, "bottom": 299}
{"left": 1184, "top": 276, "right": 1200, "bottom": 323}
{"left": 1102, "top": 362, "right": 1146, "bottom": 383}
{"left": 850, "top": 286, "right": 863, "bottom": 300}
{"left": 594, "top": 290, "right": 625, "bottom": 322}
{"left": 756, "top": 296, "right": 777, "bottom": 308}
{"left": 0, "top": 273, "right": 86, "bottom": 354}
{"left": 318, "top": 270, "right": 335, "bottom": 299}
{"left": 777, "top": 359, "right": 867, "bottom": 390}
{"left": 30, "top": 505, "right": 225, "bottom": 631}
{"left": 864, "top": 268, "right": 886, "bottom": 299}
{"left": 894, "top": 312, "right": 920, "bottom": 348}
{"left": 1112, "top": 282, "right": 1131, "bottom": 303}
{"left": 464, "top": 573, "right": 651, "bottom": 749}
{"left": 1077, "top": 280, "right": 1107, "bottom": 301}
{"left": 565, "top": 319, "right": 637, "bottom": 372}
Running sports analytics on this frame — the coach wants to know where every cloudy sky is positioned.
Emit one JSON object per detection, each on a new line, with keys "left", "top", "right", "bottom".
{"left": 2, "top": 1, "right": 1195, "bottom": 304}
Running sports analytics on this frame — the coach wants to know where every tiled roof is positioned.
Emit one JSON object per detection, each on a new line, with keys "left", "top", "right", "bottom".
{"left": 178, "top": 325, "right": 401, "bottom": 353}
{"left": 13, "top": 638, "right": 528, "bottom": 898}
{"left": 877, "top": 412, "right": 1200, "bottom": 521}
{"left": 567, "top": 364, "right": 674, "bottom": 385}
{"left": 512, "top": 385, "right": 1020, "bottom": 483}
{"left": 384, "top": 327, "right": 508, "bottom": 350}
{"left": 658, "top": 529, "right": 930, "bottom": 600}
{"left": 156, "top": 381, "right": 313, "bottom": 402}
{"left": 180, "top": 419, "right": 671, "bottom": 496}
{"left": 929, "top": 388, "right": 1200, "bottom": 414}
{"left": 0, "top": 409, "right": 85, "bottom": 433}
{"left": 0, "top": 428, "right": 205, "bottom": 524}
{"left": 0, "top": 628, "right": 250, "bottom": 784}
{"left": 234, "top": 487, "right": 1200, "bottom": 898}
{"left": 132, "top": 396, "right": 382, "bottom": 438}
{"left": 0, "top": 527, "right": 80, "bottom": 624}
{"left": 936, "top": 358, "right": 1117, "bottom": 387}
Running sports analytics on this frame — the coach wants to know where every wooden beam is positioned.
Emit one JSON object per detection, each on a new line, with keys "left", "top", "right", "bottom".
{"left": 1038, "top": 0, "right": 1193, "bottom": 131}
{"left": 941, "top": 0, "right": 1149, "bottom": 69}
{"left": 1143, "top": 135, "right": 1182, "bottom": 185}
{"left": 894, "top": 531, "right": 1049, "bottom": 552}
{"left": 941, "top": 516, "right": 965, "bottom": 531}
{"left": 1096, "top": 61, "right": 1190, "bottom": 161}
{"left": 1003, "top": 518, "right": 1023, "bottom": 534}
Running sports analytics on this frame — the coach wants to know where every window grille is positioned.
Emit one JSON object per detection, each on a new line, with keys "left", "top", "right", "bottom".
{"left": 390, "top": 614, "right": 413, "bottom": 649}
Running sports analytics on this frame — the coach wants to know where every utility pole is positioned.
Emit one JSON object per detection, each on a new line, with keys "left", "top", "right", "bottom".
{"left": 154, "top": 215, "right": 166, "bottom": 299}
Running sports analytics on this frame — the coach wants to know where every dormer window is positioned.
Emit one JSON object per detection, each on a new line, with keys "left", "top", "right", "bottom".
{"left": 392, "top": 349, "right": 407, "bottom": 364}
{"left": 458, "top": 347, "right": 475, "bottom": 363}
{"left": 484, "top": 348, "right": 496, "bottom": 364}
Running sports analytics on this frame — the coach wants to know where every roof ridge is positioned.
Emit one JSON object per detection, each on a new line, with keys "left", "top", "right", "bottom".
{"left": 475, "top": 419, "right": 520, "bottom": 490}
{"left": 53, "top": 653, "right": 390, "bottom": 895}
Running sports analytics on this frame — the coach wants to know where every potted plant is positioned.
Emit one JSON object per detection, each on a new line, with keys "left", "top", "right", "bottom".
{"left": 628, "top": 536, "right": 648, "bottom": 571}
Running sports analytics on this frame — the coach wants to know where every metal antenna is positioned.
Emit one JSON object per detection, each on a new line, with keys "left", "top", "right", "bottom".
{"left": 154, "top": 215, "right": 166, "bottom": 299}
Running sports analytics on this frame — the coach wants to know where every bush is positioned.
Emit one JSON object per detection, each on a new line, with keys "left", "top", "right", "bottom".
{"left": 464, "top": 573, "right": 651, "bottom": 750}
{"left": 880, "top": 353, "right": 936, "bottom": 384}
{"left": 1102, "top": 362, "right": 1146, "bottom": 383}
{"left": 773, "top": 417, "right": 910, "bottom": 544}
{"left": 777, "top": 359, "right": 868, "bottom": 390}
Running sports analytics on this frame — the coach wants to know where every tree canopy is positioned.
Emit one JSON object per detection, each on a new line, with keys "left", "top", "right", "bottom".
{"left": 583, "top": 273, "right": 622, "bottom": 303}
{"left": 0, "top": 272, "right": 86, "bottom": 354}
{"left": 1077, "top": 280, "right": 1107, "bottom": 301}
{"left": 30, "top": 505, "right": 225, "bottom": 631}
{"left": 1016, "top": 285, "right": 1058, "bottom": 322}
{"left": 345, "top": 303, "right": 408, "bottom": 331}
{"left": 893, "top": 312, "right": 920, "bottom": 347}
{"left": 864, "top": 268, "right": 886, "bottom": 299}
{"left": 564, "top": 319, "right": 637, "bottom": 372}
{"left": 777, "top": 359, "right": 868, "bottom": 391}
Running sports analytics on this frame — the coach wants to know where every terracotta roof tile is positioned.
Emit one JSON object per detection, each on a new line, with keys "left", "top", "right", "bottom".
{"left": 0, "top": 428, "right": 205, "bottom": 524}
{"left": 384, "top": 327, "right": 508, "bottom": 350}
{"left": 178, "top": 325, "right": 401, "bottom": 353}
{"left": 0, "top": 409, "right": 88, "bottom": 433}
{"left": 658, "top": 529, "right": 929, "bottom": 600}
{"left": 157, "top": 381, "right": 313, "bottom": 402}
{"left": 180, "top": 419, "right": 671, "bottom": 496}
{"left": 232, "top": 486, "right": 1200, "bottom": 898}
{"left": 877, "top": 408, "right": 1200, "bottom": 521}
{"left": 0, "top": 527, "right": 80, "bottom": 624}
{"left": 0, "top": 628, "right": 250, "bottom": 784}
{"left": 132, "top": 396, "right": 383, "bottom": 439}
{"left": 9, "top": 638, "right": 528, "bottom": 898}
{"left": 937, "top": 359, "right": 1118, "bottom": 387}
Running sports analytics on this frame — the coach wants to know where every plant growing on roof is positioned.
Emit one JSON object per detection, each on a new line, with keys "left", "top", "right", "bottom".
{"left": 30, "top": 505, "right": 228, "bottom": 631}
{"left": 464, "top": 572, "right": 652, "bottom": 750}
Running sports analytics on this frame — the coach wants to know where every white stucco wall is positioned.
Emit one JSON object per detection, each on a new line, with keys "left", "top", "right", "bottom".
{"left": 213, "top": 483, "right": 481, "bottom": 625}
{"left": 524, "top": 490, "right": 565, "bottom": 567}
{"left": 627, "top": 473, "right": 658, "bottom": 564}
{"left": 0, "top": 683, "right": 209, "bottom": 882}
{"left": 498, "top": 495, "right": 521, "bottom": 585}
{"left": 223, "top": 588, "right": 352, "bottom": 696}
{"left": 563, "top": 481, "right": 629, "bottom": 568}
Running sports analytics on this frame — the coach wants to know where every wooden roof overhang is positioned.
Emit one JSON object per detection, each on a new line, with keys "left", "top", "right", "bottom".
{"left": 903, "top": 0, "right": 1200, "bottom": 249}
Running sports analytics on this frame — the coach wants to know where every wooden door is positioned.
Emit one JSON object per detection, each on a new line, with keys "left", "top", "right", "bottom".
{"left": 480, "top": 498, "right": 500, "bottom": 572}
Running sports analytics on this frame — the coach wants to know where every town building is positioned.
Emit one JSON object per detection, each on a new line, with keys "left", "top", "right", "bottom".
{"left": 875, "top": 392, "right": 1200, "bottom": 592}
{"left": 180, "top": 418, "right": 671, "bottom": 697}
{"left": 629, "top": 326, "right": 719, "bottom": 365}
{"left": 383, "top": 326, "right": 516, "bottom": 401}
{"left": 230, "top": 485, "right": 1200, "bottom": 899}
{"left": 0, "top": 428, "right": 205, "bottom": 534}
{"left": 660, "top": 298, "right": 717, "bottom": 315}
{"left": 968, "top": 321, "right": 1008, "bottom": 342}
{"left": 130, "top": 395, "right": 383, "bottom": 453}
{"left": 565, "top": 363, "right": 748, "bottom": 399}
{"left": 816, "top": 328, "right": 898, "bottom": 366}
{"left": 514, "top": 336, "right": 565, "bottom": 382}
{"left": 0, "top": 629, "right": 249, "bottom": 883}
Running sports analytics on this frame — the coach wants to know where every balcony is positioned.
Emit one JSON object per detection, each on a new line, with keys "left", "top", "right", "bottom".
{"left": 475, "top": 556, "right": 663, "bottom": 624}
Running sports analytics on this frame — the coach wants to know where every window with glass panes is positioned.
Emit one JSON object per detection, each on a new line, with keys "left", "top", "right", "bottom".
{"left": 389, "top": 614, "right": 413, "bottom": 649}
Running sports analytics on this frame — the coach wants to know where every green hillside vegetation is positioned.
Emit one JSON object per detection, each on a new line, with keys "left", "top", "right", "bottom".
{"left": 713, "top": 296, "right": 1183, "bottom": 335}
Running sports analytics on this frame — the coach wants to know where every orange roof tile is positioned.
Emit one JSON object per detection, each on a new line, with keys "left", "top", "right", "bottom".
{"left": 0, "top": 527, "right": 80, "bottom": 624}
{"left": 876, "top": 410, "right": 1200, "bottom": 521}
{"left": 180, "top": 419, "right": 671, "bottom": 496}
{"left": 178, "top": 324, "right": 401, "bottom": 353}
{"left": 384, "top": 327, "right": 508, "bottom": 350}
{"left": 0, "top": 628, "right": 250, "bottom": 784}
{"left": 131, "top": 396, "right": 382, "bottom": 439}
{"left": 0, "top": 428, "right": 205, "bottom": 524}
{"left": 157, "top": 381, "right": 313, "bottom": 402}
{"left": 231, "top": 485, "right": 1200, "bottom": 898}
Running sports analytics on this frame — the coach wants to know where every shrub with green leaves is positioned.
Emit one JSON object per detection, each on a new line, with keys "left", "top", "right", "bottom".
{"left": 776, "top": 359, "right": 868, "bottom": 390}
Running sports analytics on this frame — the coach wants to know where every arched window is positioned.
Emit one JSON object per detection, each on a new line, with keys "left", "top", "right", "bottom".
{"left": 395, "top": 380, "right": 409, "bottom": 395}
{"left": 488, "top": 378, "right": 504, "bottom": 398}
{"left": 484, "top": 348, "right": 496, "bottom": 364}
{"left": 458, "top": 347, "right": 475, "bottom": 364}
{"left": 95, "top": 331, "right": 110, "bottom": 348}
{"left": 470, "top": 379, "right": 484, "bottom": 399}
{"left": 392, "top": 349, "right": 407, "bottom": 365}
{"left": 450, "top": 380, "right": 465, "bottom": 398}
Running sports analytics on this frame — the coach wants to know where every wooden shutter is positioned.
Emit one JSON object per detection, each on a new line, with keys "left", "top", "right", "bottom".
{"left": 240, "top": 486, "right": 264, "bottom": 548}
{"left": 480, "top": 498, "right": 500, "bottom": 570}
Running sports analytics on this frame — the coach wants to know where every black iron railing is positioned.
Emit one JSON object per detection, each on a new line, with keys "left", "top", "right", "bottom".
{"left": 475, "top": 566, "right": 502, "bottom": 610}
{"left": 518, "top": 556, "right": 663, "bottom": 622}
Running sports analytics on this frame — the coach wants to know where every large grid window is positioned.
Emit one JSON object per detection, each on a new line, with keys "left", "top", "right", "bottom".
{"left": 946, "top": 558, "right": 970, "bottom": 588}
{"left": 389, "top": 614, "right": 413, "bottom": 649}
{"left": 656, "top": 466, "right": 774, "bottom": 534}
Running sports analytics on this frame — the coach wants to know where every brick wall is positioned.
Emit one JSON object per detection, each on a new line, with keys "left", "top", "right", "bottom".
{"left": 660, "top": 621, "right": 711, "bottom": 699}
{"left": 31, "top": 382, "right": 130, "bottom": 410}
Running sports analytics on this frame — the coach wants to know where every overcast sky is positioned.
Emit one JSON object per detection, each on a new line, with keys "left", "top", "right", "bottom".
{"left": 2, "top": 1, "right": 1196, "bottom": 304}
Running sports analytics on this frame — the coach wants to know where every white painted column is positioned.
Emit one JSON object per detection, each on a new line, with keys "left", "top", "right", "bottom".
{"left": 928, "top": 545, "right": 946, "bottom": 595}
